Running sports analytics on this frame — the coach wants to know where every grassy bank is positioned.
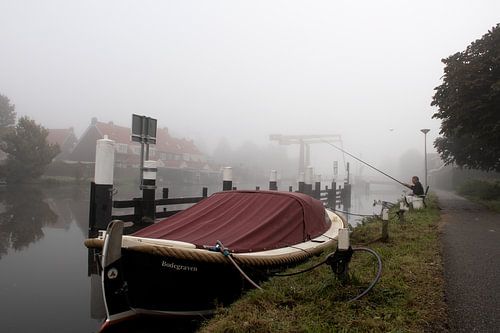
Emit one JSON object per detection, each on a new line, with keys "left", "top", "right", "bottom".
{"left": 457, "top": 179, "right": 500, "bottom": 212}
{"left": 200, "top": 195, "right": 447, "bottom": 333}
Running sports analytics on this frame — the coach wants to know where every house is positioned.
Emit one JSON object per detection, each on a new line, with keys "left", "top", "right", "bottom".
{"left": 68, "top": 118, "right": 218, "bottom": 184}
{"left": 46, "top": 128, "right": 78, "bottom": 161}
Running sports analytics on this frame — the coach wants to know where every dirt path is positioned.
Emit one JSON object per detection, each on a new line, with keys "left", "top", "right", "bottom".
{"left": 436, "top": 190, "right": 500, "bottom": 332}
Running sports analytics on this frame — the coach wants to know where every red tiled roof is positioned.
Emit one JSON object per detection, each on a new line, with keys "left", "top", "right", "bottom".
{"left": 95, "top": 122, "right": 131, "bottom": 144}
{"left": 94, "top": 122, "right": 202, "bottom": 156}
{"left": 46, "top": 128, "right": 74, "bottom": 147}
{"left": 155, "top": 128, "right": 202, "bottom": 155}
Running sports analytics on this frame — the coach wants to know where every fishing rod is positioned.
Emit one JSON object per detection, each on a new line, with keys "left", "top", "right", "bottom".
{"left": 321, "top": 140, "right": 411, "bottom": 189}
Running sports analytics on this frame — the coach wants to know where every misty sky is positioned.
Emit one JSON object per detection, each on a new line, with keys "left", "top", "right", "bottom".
{"left": 1, "top": 0, "right": 499, "bottom": 175}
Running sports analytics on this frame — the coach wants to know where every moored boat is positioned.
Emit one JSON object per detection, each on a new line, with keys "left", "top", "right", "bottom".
{"left": 85, "top": 190, "right": 346, "bottom": 328}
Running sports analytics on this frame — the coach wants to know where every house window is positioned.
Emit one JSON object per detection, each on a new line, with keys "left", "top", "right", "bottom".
{"left": 131, "top": 146, "right": 141, "bottom": 155}
{"left": 150, "top": 148, "right": 156, "bottom": 157}
{"left": 116, "top": 144, "right": 128, "bottom": 154}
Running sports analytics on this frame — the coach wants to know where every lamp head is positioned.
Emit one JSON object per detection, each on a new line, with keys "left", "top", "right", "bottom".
{"left": 420, "top": 128, "right": 430, "bottom": 134}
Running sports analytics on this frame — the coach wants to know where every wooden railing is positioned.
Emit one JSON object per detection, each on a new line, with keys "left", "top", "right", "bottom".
{"left": 111, "top": 187, "right": 208, "bottom": 223}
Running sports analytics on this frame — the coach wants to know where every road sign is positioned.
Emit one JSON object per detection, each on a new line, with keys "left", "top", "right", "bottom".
{"left": 132, "top": 114, "right": 157, "bottom": 144}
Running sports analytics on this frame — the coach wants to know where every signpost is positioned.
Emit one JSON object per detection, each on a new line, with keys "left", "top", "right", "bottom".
{"left": 132, "top": 114, "right": 157, "bottom": 189}
{"left": 132, "top": 114, "right": 158, "bottom": 222}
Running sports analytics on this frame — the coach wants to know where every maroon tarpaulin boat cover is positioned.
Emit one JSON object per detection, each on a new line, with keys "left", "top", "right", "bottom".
{"left": 132, "top": 191, "right": 331, "bottom": 253}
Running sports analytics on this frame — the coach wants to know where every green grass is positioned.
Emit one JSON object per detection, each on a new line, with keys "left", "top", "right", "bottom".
{"left": 199, "top": 194, "right": 447, "bottom": 333}
{"left": 457, "top": 179, "right": 500, "bottom": 212}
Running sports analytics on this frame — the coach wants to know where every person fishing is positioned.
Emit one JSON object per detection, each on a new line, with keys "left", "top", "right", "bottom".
{"left": 404, "top": 176, "right": 424, "bottom": 196}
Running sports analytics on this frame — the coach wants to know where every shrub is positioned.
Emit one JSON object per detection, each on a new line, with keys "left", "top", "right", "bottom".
{"left": 457, "top": 179, "right": 500, "bottom": 200}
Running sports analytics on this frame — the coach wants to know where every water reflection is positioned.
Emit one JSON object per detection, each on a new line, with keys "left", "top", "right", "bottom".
{"left": 0, "top": 186, "right": 58, "bottom": 259}
{"left": 0, "top": 182, "right": 403, "bottom": 333}
{"left": 0, "top": 185, "right": 102, "bottom": 333}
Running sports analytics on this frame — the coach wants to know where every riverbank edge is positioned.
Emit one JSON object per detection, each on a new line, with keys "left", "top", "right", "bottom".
{"left": 199, "top": 194, "right": 448, "bottom": 332}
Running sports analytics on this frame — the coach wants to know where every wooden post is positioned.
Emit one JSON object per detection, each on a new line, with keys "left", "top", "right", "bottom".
{"left": 162, "top": 187, "right": 169, "bottom": 214}
{"left": 141, "top": 160, "right": 157, "bottom": 222}
{"left": 314, "top": 175, "right": 321, "bottom": 199}
{"left": 330, "top": 180, "right": 337, "bottom": 208}
{"left": 202, "top": 187, "right": 208, "bottom": 197}
{"left": 343, "top": 183, "right": 352, "bottom": 210}
{"left": 338, "top": 185, "right": 342, "bottom": 208}
{"left": 133, "top": 197, "right": 142, "bottom": 223}
{"left": 298, "top": 172, "right": 305, "bottom": 193}
{"left": 289, "top": 185, "right": 293, "bottom": 192}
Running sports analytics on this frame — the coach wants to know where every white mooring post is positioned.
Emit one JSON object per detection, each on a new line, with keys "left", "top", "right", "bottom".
{"left": 89, "top": 136, "right": 115, "bottom": 233}
{"left": 222, "top": 167, "right": 233, "bottom": 191}
{"left": 336, "top": 227, "right": 352, "bottom": 281}
{"left": 381, "top": 207, "right": 389, "bottom": 242}
{"left": 269, "top": 169, "right": 278, "bottom": 190}
{"left": 94, "top": 136, "right": 115, "bottom": 185}
{"left": 338, "top": 228, "right": 350, "bottom": 251}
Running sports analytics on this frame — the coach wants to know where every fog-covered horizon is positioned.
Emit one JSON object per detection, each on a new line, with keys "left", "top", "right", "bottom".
{"left": 1, "top": 0, "right": 499, "bottom": 176}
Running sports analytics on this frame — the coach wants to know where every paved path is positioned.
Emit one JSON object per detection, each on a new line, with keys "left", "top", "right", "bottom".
{"left": 436, "top": 190, "right": 500, "bottom": 332}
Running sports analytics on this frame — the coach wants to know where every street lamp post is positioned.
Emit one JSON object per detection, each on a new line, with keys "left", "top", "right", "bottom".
{"left": 420, "top": 129, "right": 430, "bottom": 188}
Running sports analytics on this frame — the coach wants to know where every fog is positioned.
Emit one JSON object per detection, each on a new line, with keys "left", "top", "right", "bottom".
{"left": 1, "top": 0, "right": 498, "bottom": 178}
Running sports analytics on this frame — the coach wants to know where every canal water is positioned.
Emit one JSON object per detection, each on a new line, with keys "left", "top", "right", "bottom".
{"left": 0, "top": 182, "right": 402, "bottom": 333}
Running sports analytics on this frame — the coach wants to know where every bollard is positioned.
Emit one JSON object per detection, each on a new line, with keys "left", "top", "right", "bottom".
{"left": 222, "top": 167, "right": 233, "bottom": 191}
{"left": 343, "top": 183, "right": 352, "bottom": 210}
{"left": 397, "top": 201, "right": 408, "bottom": 222}
{"left": 327, "top": 227, "right": 353, "bottom": 283}
{"left": 162, "top": 188, "right": 169, "bottom": 213}
{"left": 305, "top": 166, "right": 314, "bottom": 195}
{"left": 338, "top": 228, "right": 350, "bottom": 250}
{"left": 142, "top": 160, "right": 157, "bottom": 222}
{"left": 330, "top": 180, "right": 337, "bottom": 208}
{"left": 289, "top": 185, "right": 293, "bottom": 192}
{"left": 298, "top": 172, "right": 305, "bottom": 193}
{"left": 381, "top": 207, "right": 389, "bottom": 242}
{"left": 89, "top": 136, "right": 115, "bottom": 235}
{"left": 314, "top": 175, "right": 321, "bottom": 199}
{"left": 269, "top": 170, "right": 278, "bottom": 191}
{"left": 338, "top": 185, "right": 342, "bottom": 208}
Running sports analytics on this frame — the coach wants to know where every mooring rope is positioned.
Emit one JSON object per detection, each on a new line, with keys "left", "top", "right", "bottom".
{"left": 346, "top": 246, "right": 383, "bottom": 302}
{"left": 84, "top": 237, "right": 336, "bottom": 267}
{"left": 330, "top": 208, "right": 377, "bottom": 217}
{"left": 273, "top": 246, "right": 383, "bottom": 302}
{"left": 85, "top": 238, "right": 381, "bottom": 302}
{"left": 215, "top": 240, "right": 262, "bottom": 290}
